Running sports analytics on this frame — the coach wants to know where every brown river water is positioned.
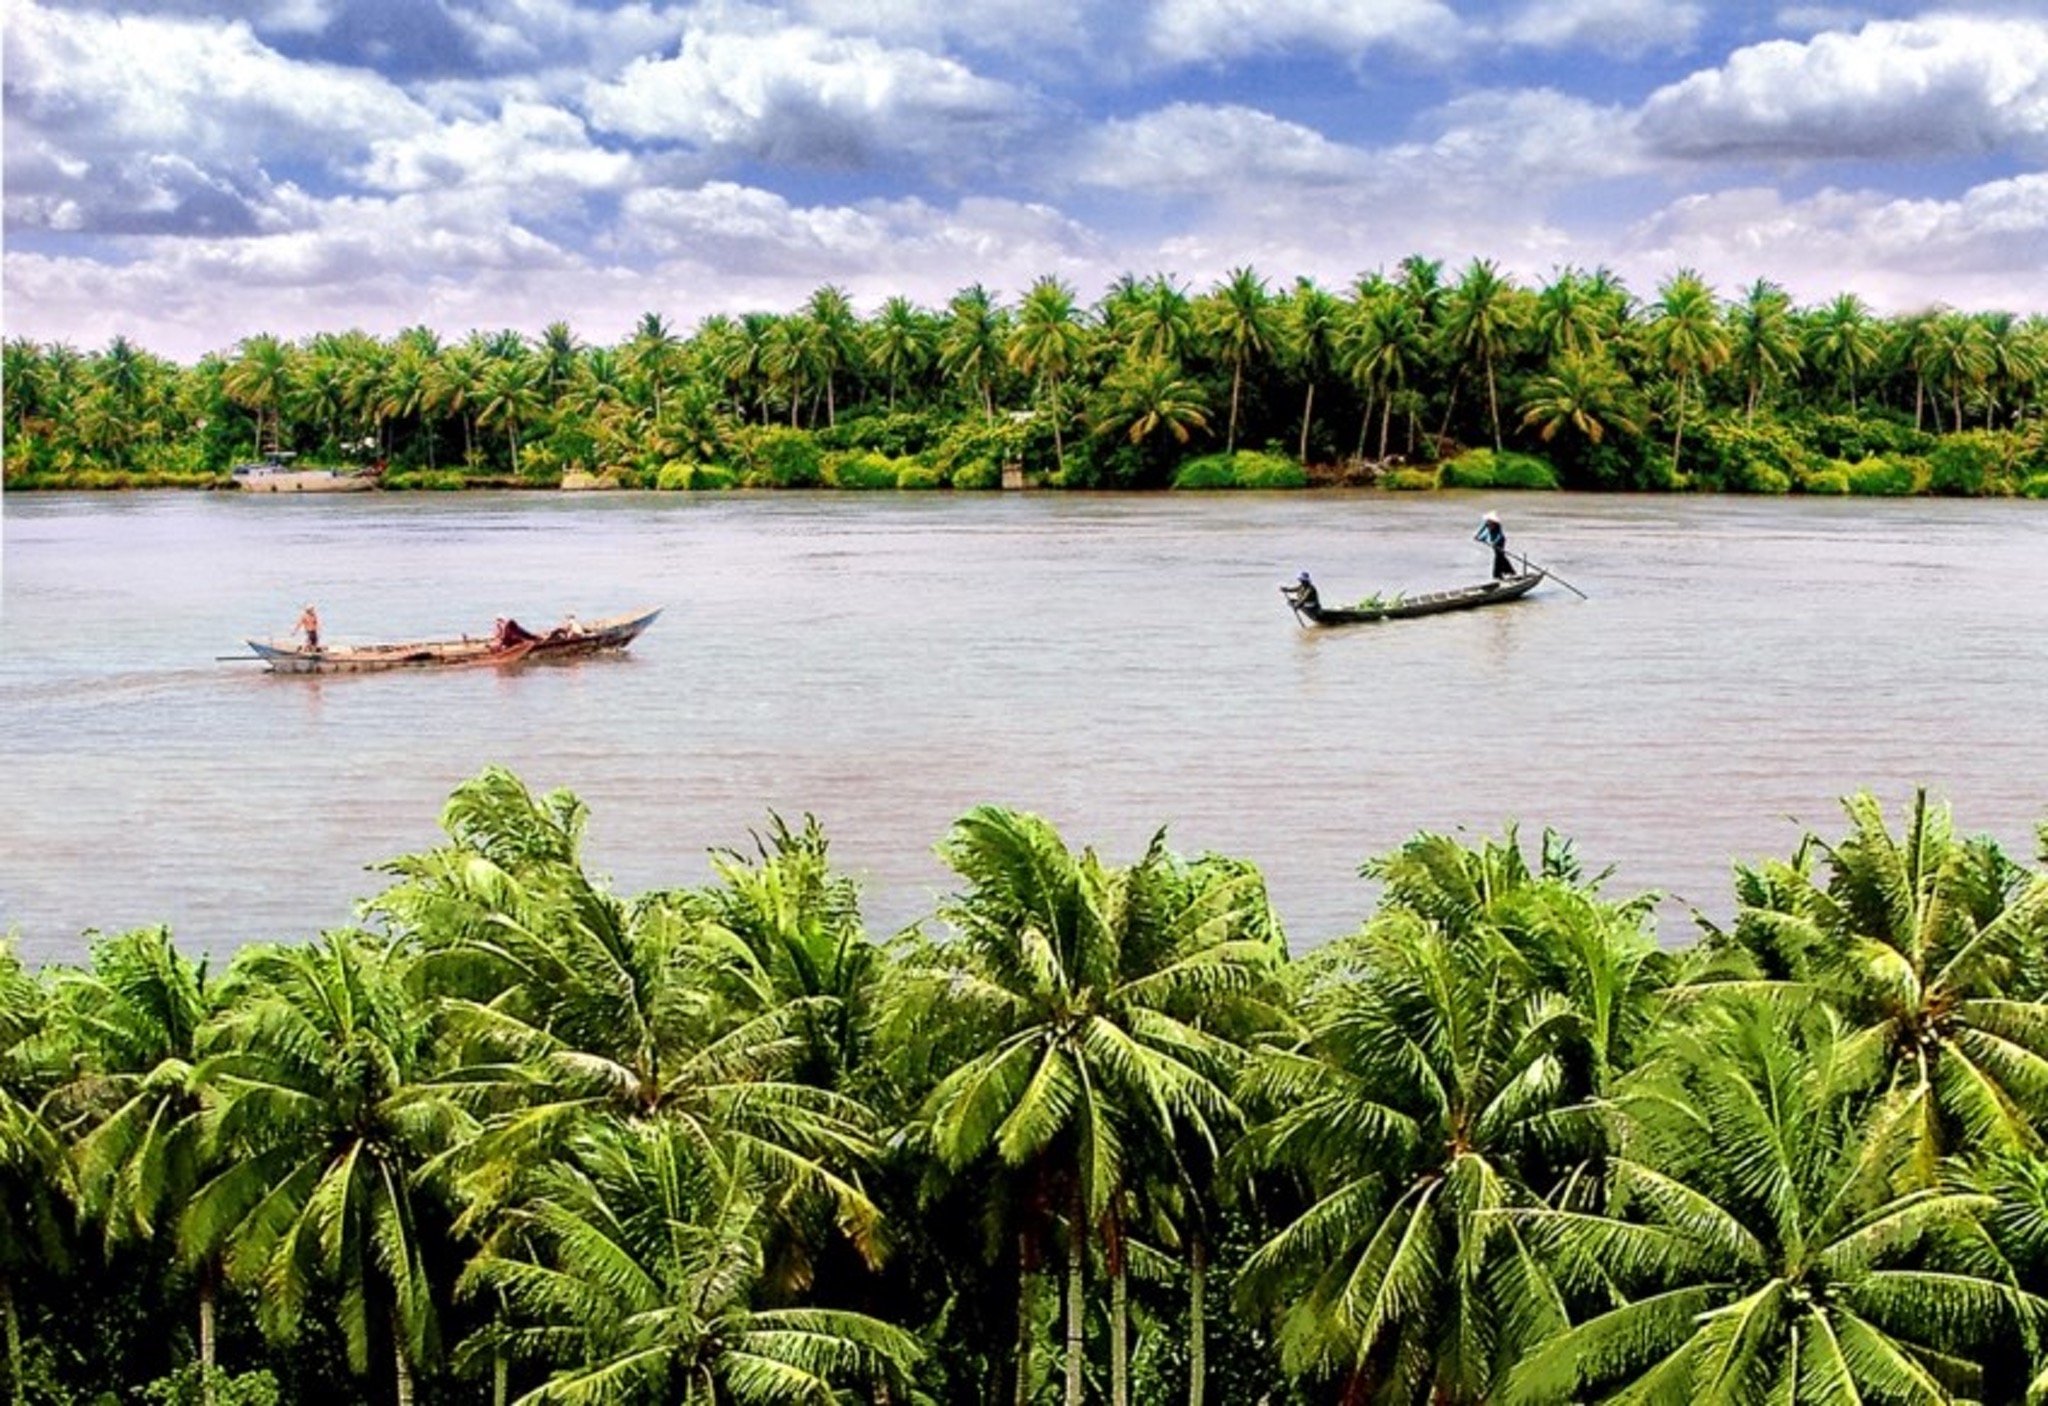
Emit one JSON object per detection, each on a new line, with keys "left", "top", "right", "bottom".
{"left": 2, "top": 488, "right": 2043, "bottom": 967}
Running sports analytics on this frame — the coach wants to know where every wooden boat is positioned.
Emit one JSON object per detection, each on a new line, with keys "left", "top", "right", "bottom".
{"left": 231, "top": 452, "right": 378, "bottom": 493}
{"left": 242, "top": 608, "right": 661, "bottom": 674}
{"left": 1282, "top": 572, "right": 1544, "bottom": 626}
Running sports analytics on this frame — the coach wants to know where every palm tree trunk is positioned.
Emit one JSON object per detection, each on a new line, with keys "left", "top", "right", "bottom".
{"left": 1485, "top": 359, "right": 1502, "bottom": 451}
{"left": 1669, "top": 378, "right": 1687, "bottom": 477}
{"left": 3, "top": 1277, "right": 23, "bottom": 1406}
{"left": 1108, "top": 1211, "right": 1127, "bottom": 1406}
{"left": 1014, "top": 1233, "right": 1034, "bottom": 1406}
{"left": 1379, "top": 396, "right": 1394, "bottom": 462}
{"left": 1064, "top": 1181, "right": 1085, "bottom": 1406}
{"left": 199, "top": 1262, "right": 219, "bottom": 1406}
{"left": 1298, "top": 381, "right": 1316, "bottom": 464}
{"left": 1049, "top": 377, "right": 1066, "bottom": 476}
{"left": 1227, "top": 362, "right": 1244, "bottom": 454}
{"left": 1186, "top": 1233, "right": 1207, "bottom": 1406}
{"left": 494, "top": 1351, "right": 508, "bottom": 1406}
{"left": 393, "top": 1309, "right": 415, "bottom": 1406}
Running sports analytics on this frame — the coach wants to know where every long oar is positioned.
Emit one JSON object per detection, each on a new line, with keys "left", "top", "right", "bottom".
{"left": 1520, "top": 553, "right": 1588, "bottom": 599}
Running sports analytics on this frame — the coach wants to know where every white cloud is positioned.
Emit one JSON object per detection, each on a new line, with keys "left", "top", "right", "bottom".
{"left": 1075, "top": 104, "right": 1369, "bottom": 193}
{"left": 792, "top": 0, "right": 1092, "bottom": 54}
{"left": 1499, "top": 0, "right": 1705, "bottom": 60}
{"left": 3, "top": 3, "right": 427, "bottom": 163}
{"left": 1639, "top": 15, "right": 2048, "bottom": 161}
{"left": 358, "top": 100, "right": 636, "bottom": 198}
{"left": 617, "top": 182, "right": 1099, "bottom": 296}
{"left": 1622, "top": 174, "right": 2048, "bottom": 312}
{"left": 1143, "top": 0, "right": 1463, "bottom": 67}
{"left": 448, "top": 0, "right": 687, "bottom": 72}
{"left": 583, "top": 19, "right": 1035, "bottom": 170}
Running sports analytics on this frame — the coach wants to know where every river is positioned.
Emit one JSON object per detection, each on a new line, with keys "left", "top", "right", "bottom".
{"left": 2, "top": 488, "right": 2043, "bottom": 967}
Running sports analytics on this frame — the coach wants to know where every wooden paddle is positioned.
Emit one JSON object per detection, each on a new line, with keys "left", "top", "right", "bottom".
{"left": 1519, "top": 554, "right": 1589, "bottom": 599}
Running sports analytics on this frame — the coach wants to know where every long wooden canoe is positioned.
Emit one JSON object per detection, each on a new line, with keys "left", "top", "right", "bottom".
{"left": 242, "top": 607, "right": 661, "bottom": 674}
{"left": 1282, "top": 572, "right": 1544, "bottom": 626}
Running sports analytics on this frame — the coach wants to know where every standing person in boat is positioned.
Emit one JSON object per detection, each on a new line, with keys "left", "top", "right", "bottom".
{"left": 1474, "top": 511, "right": 1515, "bottom": 580}
{"left": 293, "top": 604, "right": 321, "bottom": 652}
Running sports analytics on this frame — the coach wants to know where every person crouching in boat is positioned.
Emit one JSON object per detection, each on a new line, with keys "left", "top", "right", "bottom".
{"left": 1283, "top": 571, "right": 1320, "bottom": 610}
{"left": 493, "top": 616, "right": 538, "bottom": 649}
{"left": 1474, "top": 511, "right": 1514, "bottom": 580}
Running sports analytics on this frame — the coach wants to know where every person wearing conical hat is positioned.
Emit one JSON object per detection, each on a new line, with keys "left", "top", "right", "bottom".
{"left": 1473, "top": 510, "right": 1513, "bottom": 580}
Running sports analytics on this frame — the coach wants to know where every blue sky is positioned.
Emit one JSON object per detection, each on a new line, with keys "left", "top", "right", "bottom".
{"left": 5, "top": 0, "right": 2047, "bottom": 362}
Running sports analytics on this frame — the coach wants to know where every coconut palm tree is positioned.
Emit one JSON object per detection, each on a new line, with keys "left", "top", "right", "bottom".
{"left": 1920, "top": 310, "right": 1995, "bottom": 434}
{"left": 50, "top": 927, "right": 228, "bottom": 1383}
{"left": 370, "top": 769, "right": 884, "bottom": 1268}
{"left": 536, "top": 322, "right": 584, "bottom": 403}
{"left": 476, "top": 354, "right": 543, "bottom": 479}
{"left": 1644, "top": 270, "right": 1730, "bottom": 478}
{"left": 1198, "top": 266, "right": 1277, "bottom": 454}
{"left": 1503, "top": 999, "right": 2036, "bottom": 1404}
{"left": 1090, "top": 357, "right": 1211, "bottom": 455}
{"left": 1340, "top": 277, "right": 1425, "bottom": 462}
{"left": 184, "top": 933, "right": 462, "bottom": 1406}
{"left": 222, "top": 334, "right": 294, "bottom": 457}
{"left": 866, "top": 295, "right": 937, "bottom": 411}
{"left": 1519, "top": 354, "right": 1641, "bottom": 451}
{"left": 1234, "top": 827, "right": 1665, "bottom": 1406}
{"left": 1, "top": 944, "right": 70, "bottom": 1406}
{"left": 626, "top": 313, "right": 683, "bottom": 422}
{"left": 912, "top": 808, "right": 1281, "bottom": 1406}
{"left": 1118, "top": 276, "right": 1196, "bottom": 365}
{"left": 803, "top": 285, "right": 861, "bottom": 428}
{"left": 1727, "top": 278, "right": 1802, "bottom": 421}
{"left": 1442, "top": 259, "right": 1525, "bottom": 451}
{"left": 1008, "top": 277, "right": 1089, "bottom": 476}
{"left": 1802, "top": 292, "right": 1882, "bottom": 412}
{"left": 1280, "top": 278, "right": 1344, "bottom": 465}
{"left": 460, "top": 1115, "right": 920, "bottom": 1404}
{"left": 1698, "top": 789, "right": 2048, "bottom": 1176}
{"left": 1532, "top": 267, "right": 1613, "bottom": 361}
{"left": 940, "top": 284, "right": 1007, "bottom": 422}
{"left": 667, "top": 814, "right": 880, "bottom": 1095}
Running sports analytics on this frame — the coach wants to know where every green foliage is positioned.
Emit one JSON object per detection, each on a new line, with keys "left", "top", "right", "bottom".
{"left": 949, "top": 457, "right": 1001, "bottom": 490}
{"left": 1795, "top": 409, "right": 1936, "bottom": 461}
{"left": 1171, "top": 450, "right": 1306, "bottom": 489}
{"left": 1437, "top": 450, "right": 1497, "bottom": 488}
{"left": 1381, "top": 466, "right": 1439, "bottom": 490}
{"left": 819, "top": 409, "right": 947, "bottom": 458}
{"left": 1797, "top": 464, "right": 1851, "bottom": 494}
{"left": 139, "top": 1365, "right": 282, "bottom": 1406}
{"left": 1437, "top": 445, "right": 1559, "bottom": 490}
{"left": 1491, "top": 451, "right": 1558, "bottom": 489}
{"left": 895, "top": 463, "right": 944, "bottom": 490}
{"left": 1692, "top": 418, "right": 1809, "bottom": 493}
{"left": 654, "top": 459, "right": 697, "bottom": 490}
{"left": 1845, "top": 454, "right": 1920, "bottom": 495}
{"left": 927, "top": 415, "right": 1033, "bottom": 490}
{"left": 2023, "top": 471, "right": 2048, "bottom": 499}
{"left": 1925, "top": 431, "right": 2009, "bottom": 496}
{"left": 823, "top": 449, "right": 906, "bottom": 490}
{"left": 731, "top": 424, "right": 825, "bottom": 488}
{"left": 12, "top": 754, "right": 2048, "bottom": 1400}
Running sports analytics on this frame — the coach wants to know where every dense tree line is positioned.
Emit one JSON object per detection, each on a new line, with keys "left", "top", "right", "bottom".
{"left": 5, "top": 770, "right": 2048, "bottom": 1403}
{"left": 6, "top": 260, "right": 2048, "bottom": 496}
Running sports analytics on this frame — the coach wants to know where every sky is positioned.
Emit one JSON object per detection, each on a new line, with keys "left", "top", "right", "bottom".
{"left": 5, "top": 0, "right": 2048, "bottom": 364}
